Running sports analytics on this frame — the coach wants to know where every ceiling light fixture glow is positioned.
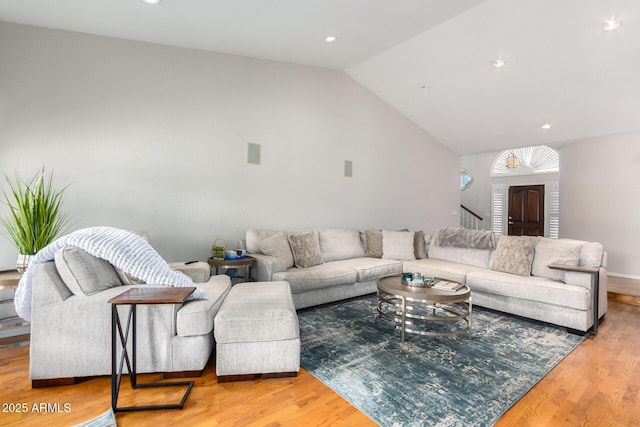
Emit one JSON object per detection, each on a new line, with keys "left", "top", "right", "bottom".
{"left": 325, "top": 36, "right": 337, "bottom": 42}
{"left": 143, "top": 0, "right": 161, "bottom": 4}
{"left": 541, "top": 123, "right": 551, "bottom": 130}
{"left": 493, "top": 58, "right": 505, "bottom": 68}
{"left": 603, "top": 19, "right": 621, "bottom": 31}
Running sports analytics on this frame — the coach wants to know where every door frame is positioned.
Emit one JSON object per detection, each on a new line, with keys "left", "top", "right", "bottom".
{"left": 491, "top": 181, "right": 560, "bottom": 238}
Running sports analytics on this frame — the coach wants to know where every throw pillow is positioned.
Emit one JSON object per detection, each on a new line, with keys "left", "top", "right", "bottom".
{"left": 55, "top": 246, "right": 123, "bottom": 296}
{"left": 259, "top": 232, "right": 294, "bottom": 268}
{"left": 116, "top": 269, "right": 145, "bottom": 286}
{"left": 318, "top": 229, "right": 365, "bottom": 262}
{"left": 531, "top": 238, "right": 582, "bottom": 281}
{"left": 364, "top": 230, "right": 383, "bottom": 258}
{"left": 414, "top": 230, "right": 428, "bottom": 259}
{"left": 489, "top": 236, "right": 536, "bottom": 276}
{"left": 288, "top": 231, "right": 323, "bottom": 269}
{"left": 382, "top": 230, "right": 416, "bottom": 261}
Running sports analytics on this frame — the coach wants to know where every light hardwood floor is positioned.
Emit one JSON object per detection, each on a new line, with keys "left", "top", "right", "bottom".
{"left": 1, "top": 290, "right": 639, "bottom": 426}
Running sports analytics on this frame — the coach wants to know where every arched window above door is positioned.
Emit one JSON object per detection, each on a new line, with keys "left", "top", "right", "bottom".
{"left": 490, "top": 145, "right": 559, "bottom": 177}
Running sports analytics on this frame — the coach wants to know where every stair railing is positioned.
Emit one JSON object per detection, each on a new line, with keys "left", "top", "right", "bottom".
{"left": 460, "top": 205, "right": 483, "bottom": 230}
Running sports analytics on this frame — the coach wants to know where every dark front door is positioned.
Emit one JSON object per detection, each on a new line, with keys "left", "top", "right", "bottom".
{"left": 508, "top": 185, "right": 545, "bottom": 236}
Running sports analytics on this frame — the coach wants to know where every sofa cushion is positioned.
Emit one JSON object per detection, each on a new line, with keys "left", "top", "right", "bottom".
{"left": 273, "top": 264, "right": 357, "bottom": 293}
{"left": 364, "top": 230, "right": 383, "bottom": 258}
{"left": 54, "top": 246, "right": 122, "bottom": 296}
{"left": 489, "top": 236, "right": 536, "bottom": 276}
{"left": 466, "top": 269, "right": 590, "bottom": 311}
{"left": 318, "top": 228, "right": 365, "bottom": 262}
{"left": 403, "top": 258, "right": 487, "bottom": 284}
{"left": 246, "top": 229, "right": 281, "bottom": 254}
{"left": 176, "top": 274, "right": 231, "bottom": 337}
{"left": 531, "top": 238, "right": 582, "bottom": 281}
{"left": 437, "top": 227, "right": 497, "bottom": 250}
{"left": 382, "top": 230, "right": 416, "bottom": 261}
{"left": 428, "top": 229, "right": 493, "bottom": 268}
{"left": 414, "top": 230, "right": 428, "bottom": 259}
{"left": 329, "top": 258, "right": 403, "bottom": 281}
{"left": 428, "top": 245, "right": 492, "bottom": 269}
{"left": 562, "top": 239, "right": 604, "bottom": 267}
{"left": 259, "top": 232, "right": 294, "bottom": 269}
{"left": 214, "top": 281, "right": 298, "bottom": 344}
{"left": 288, "top": 231, "right": 323, "bottom": 268}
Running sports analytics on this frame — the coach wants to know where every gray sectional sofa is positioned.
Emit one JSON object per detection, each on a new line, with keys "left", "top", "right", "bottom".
{"left": 246, "top": 228, "right": 405, "bottom": 309}
{"left": 406, "top": 229, "right": 607, "bottom": 332}
{"left": 246, "top": 227, "right": 607, "bottom": 333}
{"left": 26, "top": 226, "right": 607, "bottom": 386}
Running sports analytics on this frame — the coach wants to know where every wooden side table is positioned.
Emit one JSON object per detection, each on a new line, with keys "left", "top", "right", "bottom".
{"left": 548, "top": 264, "right": 601, "bottom": 335}
{"left": 108, "top": 286, "right": 196, "bottom": 412}
{"left": 0, "top": 270, "right": 22, "bottom": 287}
{"left": 0, "top": 270, "right": 30, "bottom": 348}
{"left": 208, "top": 256, "right": 255, "bottom": 282}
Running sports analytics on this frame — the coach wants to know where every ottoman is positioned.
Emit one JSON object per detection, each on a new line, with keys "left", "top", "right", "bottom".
{"left": 213, "top": 281, "right": 300, "bottom": 382}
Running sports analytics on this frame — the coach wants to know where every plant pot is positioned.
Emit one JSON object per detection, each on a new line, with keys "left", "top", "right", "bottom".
{"left": 16, "top": 254, "right": 33, "bottom": 273}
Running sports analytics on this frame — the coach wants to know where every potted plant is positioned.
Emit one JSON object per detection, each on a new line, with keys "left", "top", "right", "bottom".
{"left": 1, "top": 168, "right": 70, "bottom": 272}
{"left": 211, "top": 238, "right": 226, "bottom": 260}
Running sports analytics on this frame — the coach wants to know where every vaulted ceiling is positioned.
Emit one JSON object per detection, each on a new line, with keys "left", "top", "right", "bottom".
{"left": 1, "top": 0, "right": 638, "bottom": 155}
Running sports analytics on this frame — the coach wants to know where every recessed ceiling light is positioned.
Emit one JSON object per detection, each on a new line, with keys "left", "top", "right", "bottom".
{"left": 603, "top": 19, "right": 621, "bottom": 31}
{"left": 493, "top": 58, "right": 505, "bottom": 68}
{"left": 541, "top": 123, "right": 551, "bottom": 130}
{"left": 325, "top": 36, "right": 337, "bottom": 43}
{"left": 143, "top": 0, "right": 161, "bottom": 4}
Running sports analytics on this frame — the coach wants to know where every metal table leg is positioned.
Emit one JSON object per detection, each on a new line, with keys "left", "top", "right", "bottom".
{"left": 111, "top": 303, "right": 194, "bottom": 412}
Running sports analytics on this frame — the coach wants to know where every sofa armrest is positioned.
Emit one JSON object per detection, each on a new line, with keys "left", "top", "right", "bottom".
{"left": 248, "top": 253, "right": 290, "bottom": 282}
{"left": 550, "top": 264, "right": 597, "bottom": 288}
{"left": 549, "top": 264, "right": 608, "bottom": 332}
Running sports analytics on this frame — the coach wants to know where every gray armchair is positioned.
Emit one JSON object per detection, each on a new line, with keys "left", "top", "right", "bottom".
{"left": 29, "top": 247, "right": 230, "bottom": 387}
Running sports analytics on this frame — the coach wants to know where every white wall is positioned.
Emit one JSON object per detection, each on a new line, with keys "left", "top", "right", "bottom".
{"left": 0, "top": 22, "right": 459, "bottom": 269}
{"left": 559, "top": 132, "right": 640, "bottom": 278}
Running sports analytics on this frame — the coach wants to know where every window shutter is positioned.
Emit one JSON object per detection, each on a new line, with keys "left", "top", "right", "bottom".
{"left": 547, "top": 182, "right": 560, "bottom": 239}
{"left": 491, "top": 184, "right": 507, "bottom": 235}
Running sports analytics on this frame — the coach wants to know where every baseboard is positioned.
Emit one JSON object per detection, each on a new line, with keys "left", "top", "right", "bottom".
{"left": 608, "top": 292, "right": 640, "bottom": 307}
{"left": 608, "top": 272, "right": 640, "bottom": 280}
{"left": 607, "top": 274, "right": 640, "bottom": 297}
{"left": 0, "top": 333, "right": 29, "bottom": 349}
{"left": 217, "top": 371, "right": 298, "bottom": 383}
{"left": 607, "top": 271, "right": 640, "bottom": 280}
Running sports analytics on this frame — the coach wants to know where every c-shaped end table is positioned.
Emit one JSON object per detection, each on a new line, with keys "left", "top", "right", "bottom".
{"left": 548, "top": 264, "right": 601, "bottom": 335}
{"left": 109, "top": 286, "right": 196, "bottom": 412}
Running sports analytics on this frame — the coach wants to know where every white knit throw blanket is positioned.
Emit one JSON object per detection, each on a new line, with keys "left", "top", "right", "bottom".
{"left": 14, "top": 226, "right": 206, "bottom": 321}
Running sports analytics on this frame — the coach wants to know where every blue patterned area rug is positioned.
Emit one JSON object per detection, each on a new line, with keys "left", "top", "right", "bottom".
{"left": 71, "top": 408, "right": 117, "bottom": 427}
{"left": 298, "top": 295, "right": 586, "bottom": 427}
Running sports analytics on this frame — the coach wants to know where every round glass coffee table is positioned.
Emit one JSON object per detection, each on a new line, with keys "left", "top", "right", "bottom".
{"left": 377, "top": 274, "right": 472, "bottom": 341}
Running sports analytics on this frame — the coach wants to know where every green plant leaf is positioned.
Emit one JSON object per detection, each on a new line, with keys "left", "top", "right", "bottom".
{"left": 0, "top": 167, "right": 71, "bottom": 254}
